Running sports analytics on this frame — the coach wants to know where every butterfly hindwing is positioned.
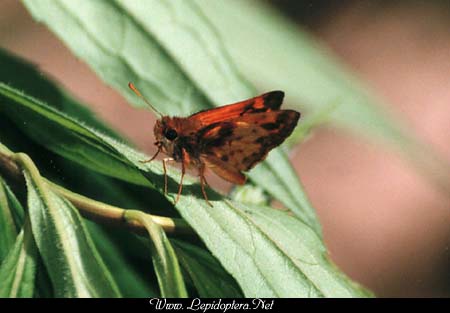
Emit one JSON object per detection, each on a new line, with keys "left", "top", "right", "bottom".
{"left": 201, "top": 156, "right": 247, "bottom": 185}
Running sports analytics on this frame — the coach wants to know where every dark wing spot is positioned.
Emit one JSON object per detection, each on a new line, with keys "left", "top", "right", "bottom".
{"left": 218, "top": 123, "right": 235, "bottom": 137}
{"left": 240, "top": 101, "right": 255, "bottom": 116}
{"left": 204, "top": 123, "right": 234, "bottom": 148}
{"left": 263, "top": 91, "right": 284, "bottom": 109}
{"left": 250, "top": 108, "right": 267, "bottom": 114}
{"left": 198, "top": 121, "right": 235, "bottom": 148}
{"left": 256, "top": 136, "right": 272, "bottom": 146}
{"left": 276, "top": 111, "right": 290, "bottom": 124}
{"left": 198, "top": 121, "right": 234, "bottom": 138}
{"left": 261, "top": 122, "right": 279, "bottom": 130}
{"left": 209, "top": 138, "right": 226, "bottom": 147}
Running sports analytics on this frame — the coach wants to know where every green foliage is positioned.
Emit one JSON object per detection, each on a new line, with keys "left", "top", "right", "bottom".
{"left": 124, "top": 210, "right": 188, "bottom": 297}
{"left": 84, "top": 222, "right": 158, "bottom": 298}
{"left": 21, "top": 0, "right": 322, "bottom": 234}
{"left": 0, "top": 221, "right": 37, "bottom": 298}
{"left": 0, "top": 178, "right": 24, "bottom": 262}
{"left": 0, "top": 78, "right": 369, "bottom": 297}
{"left": 5, "top": 0, "right": 447, "bottom": 298}
{"left": 172, "top": 240, "right": 243, "bottom": 298}
{"left": 19, "top": 153, "right": 121, "bottom": 297}
{"left": 198, "top": 0, "right": 450, "bottom": 194}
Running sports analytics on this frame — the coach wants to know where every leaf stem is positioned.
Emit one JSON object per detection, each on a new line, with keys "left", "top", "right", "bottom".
{"left": 123, "top": 209, "right": 189, "bottom": 297}
{"left": 0, "top": 142, "right": 194, "bottom": 235}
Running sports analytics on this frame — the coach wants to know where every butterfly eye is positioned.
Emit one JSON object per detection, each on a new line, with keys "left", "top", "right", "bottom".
{"left": 164, "top": 128, "right": 178, "bottom": 141}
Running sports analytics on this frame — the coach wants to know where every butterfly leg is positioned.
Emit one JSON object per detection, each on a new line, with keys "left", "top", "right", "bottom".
{"left": 174, "top": 158, "right": 186, "bottom": 205}
{"left": 162, "top": 157, "right": 174, "bottom": 195}
{"left": 199, "top": 163, "right": 212, "bottom": 207}
{"left": 140, "top": 145, "right": 161, "bottom": 163}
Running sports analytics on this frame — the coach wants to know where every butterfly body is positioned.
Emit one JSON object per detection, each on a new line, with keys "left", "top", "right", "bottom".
{"left": 129, "top": 82, "right": 300, "bottom": 205}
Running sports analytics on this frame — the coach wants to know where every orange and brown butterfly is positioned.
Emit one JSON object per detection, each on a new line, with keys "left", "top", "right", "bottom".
{"left": 129, "top": 83, "right": 300, "bottom": 206}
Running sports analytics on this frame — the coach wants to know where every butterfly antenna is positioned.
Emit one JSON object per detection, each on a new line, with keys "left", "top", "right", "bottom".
{"left": 128, "top": 82, "right": 163, "bottom": 117}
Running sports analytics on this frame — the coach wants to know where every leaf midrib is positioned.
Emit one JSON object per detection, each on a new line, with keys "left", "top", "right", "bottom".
{"left": 26, "top": 172, "right": 94, "bottom": 297}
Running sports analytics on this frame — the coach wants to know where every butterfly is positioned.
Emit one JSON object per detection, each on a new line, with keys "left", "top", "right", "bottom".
{"left": 129, "top": 83, "right": 300, "bottom": 206}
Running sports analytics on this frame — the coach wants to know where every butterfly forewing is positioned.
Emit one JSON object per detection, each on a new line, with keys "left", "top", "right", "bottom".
{"left": 189, "top": 91, "right": 285, "bottom": 126}
{"left": 198, "top": 110, "right": 300, "bottom": 183}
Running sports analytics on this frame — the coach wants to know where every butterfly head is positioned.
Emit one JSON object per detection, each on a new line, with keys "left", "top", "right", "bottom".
{"left": 153, "top": 116, "right": 180, "bottom": 157}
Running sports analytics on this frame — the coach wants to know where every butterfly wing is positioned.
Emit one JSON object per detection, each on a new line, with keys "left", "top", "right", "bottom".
{"left": 189, "top": 91, "right": 285, "bottom": 126}
{"left": 198, "top": 110, "right": 300, "bottom": 184}
{"left": 201, "top": 156, "right": 247, "bottom": 185}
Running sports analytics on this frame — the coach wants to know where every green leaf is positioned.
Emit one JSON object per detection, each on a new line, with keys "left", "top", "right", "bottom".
{"left": 228, "top": 202, "right": 371, "bottom": 297}
{"left": 0, "top": 49, "right": 167, "bottom": 213}
{"left": 0, "top": 83, "right": 368, "bottom": 297}
{"left": 0, "top": 83, "right": 172, "bottom": 218}
{"left": 248, "top": 149, "right": 318, "bottom": 229}
{"left": 124, "top": 211, "right": 187, "bottom": 298}
{"left": 0, "top": 219, "right": 38, "bottom": 298}
{"left": 34, "top": 262, "right": 54, "bottom": 298}
{"left": 0, "top": 177, "right": 24, "bottom": 262}
{"left": 229, "top": 184, "right": 269, "bottom": 206}
{"left": 18, "top": 153, "right": 121, "bottom": 298}
{"left": 85, "top": 221, "right": 158, "bottom": 298}
{"left": 195, "top": 0, "right": 405, "bottom": 136}
{"left": 172, "top": 240, "right": 243, "bottom": 298}
{"left": 21, "top": 0, "right": 322, "bottom": 234}
{"left": 21, "top": 0, "right": 210, "bottom": 116}
{"left": 171, "top": 198, "right": 371, "bottom": 298}
{"left": 0, "top": 49, "right": 121, "bottom": 140}
{"left": 198, "top": 0, "right": 450, "bottom": 195}
{"left": 0, "top": 83, "right": 148, "bottom": 187}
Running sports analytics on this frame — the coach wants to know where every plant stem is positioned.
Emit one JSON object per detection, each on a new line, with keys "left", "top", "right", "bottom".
{"left": 0, "top": 142, "right": 193, "bottom": 235}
